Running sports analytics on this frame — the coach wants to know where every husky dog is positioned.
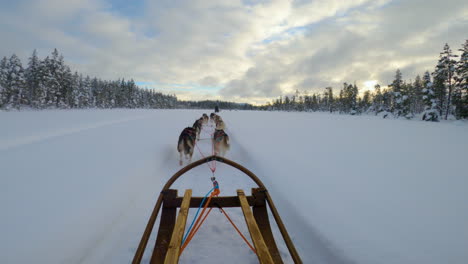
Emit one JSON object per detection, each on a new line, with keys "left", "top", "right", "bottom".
{"left": 202, "top": 113, "right": 209, "bottom": 125}
{"left": 177, "top": 127, "right": 197, "bottom": 166}
{"left": 212, "top": 129, "right": 230, "bottom": 156}
{"left": 210, "top": 113, "right": 218, "bottom": 122}
{"left": 215, "top": 118, "right": 225, "bottom": 130}
{"left": 192, "top": 118, "right": 203, "bottom": 140}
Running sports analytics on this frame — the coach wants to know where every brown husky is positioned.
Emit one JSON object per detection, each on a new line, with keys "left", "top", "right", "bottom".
{"left": 177, "top": 127, "right": 197, "bottom": 166}
{"left": 210, "top": 113, "right": 218, "bottom": 123}
{"left": 215, "top": 118, "right": 226, "bottom": 130}
{"left": 212, "top": 129, "right": 230, "bottom": 157}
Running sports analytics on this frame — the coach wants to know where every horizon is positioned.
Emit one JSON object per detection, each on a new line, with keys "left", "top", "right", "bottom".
{"left": 1, "top": 0, "right": 467, "bottom": 105}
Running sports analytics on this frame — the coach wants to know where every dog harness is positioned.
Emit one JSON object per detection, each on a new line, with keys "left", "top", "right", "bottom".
{"left": 213, "top": 129, "right": 227, "bottom": 142}
{"left": 182, "top": 127, "right": 196, "bottom": 141}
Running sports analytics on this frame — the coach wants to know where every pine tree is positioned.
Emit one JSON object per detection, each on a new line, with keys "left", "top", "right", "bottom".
{"left": 71, "top": 72, "right": 80, "bottom": 108}
{"left": 83, "top": 76, "right": 93, "bottom": 108}
{"left": 433, "top": 44, "right": 457, "bottom": 119}
{"left": 422, "top": 71, "right": 439, "bottom": 121}
{"left": 454, "top": 40, "right": 468, "bottom": 119}
{"left": 391, "top": 69, "right": 408, "bottom": 117}
{"left": 341, "top": 83, "right": 358, "bottom": 114}
{"left": 60, "top": 59, "right": 73, "bottom": 108}
{"left": 360, "top": 90, "right": 372, "bottom": 113}
{"left": 4, "top": 54, "right": 26, "bottom": 109}
{"left": 371, "top": 84, "right": 382, "bottom": 114}
{"left": 36, "top": 58, "right": 51, "bottom": 108}
{"left": 412, "top": 75, "right": 424, "bottom": 113}
{"left": 0, "top": 57, "right": 8, "bottom": 107}
{"left": 25, "top": 49, "right": 41, "bottom": 107}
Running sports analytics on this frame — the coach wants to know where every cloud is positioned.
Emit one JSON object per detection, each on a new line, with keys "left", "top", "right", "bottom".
{"left": 221, "top": 0, "right": 468, "bottom": 101}
{"left": 1, "top": 0, "right": 466, "bottom": 104}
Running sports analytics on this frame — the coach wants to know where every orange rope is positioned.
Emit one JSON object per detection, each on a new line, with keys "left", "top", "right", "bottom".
{"left": 179, "top": 207, "right": 213, "bottom": 255}
{"left": 219, "top": 207, "right": 257, "bottom": 254}
{"left": 179, "top": 193, "right": 215, "bottom": 254}
{"left": 190, "top": 207, "right": 213, "bottom": 239}
{"left": 178, "top": 194, "right": 257, "bottom": 257}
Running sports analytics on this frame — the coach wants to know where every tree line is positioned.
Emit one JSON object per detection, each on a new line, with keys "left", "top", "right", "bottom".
{"left": 262, "top": 40, "right": 468, "bottom": 121}
{"left": 0, "top": 48, "right": 257, "bottom": 111}
{"left": 0, "top": 49, "right": 178, "bottom": 109}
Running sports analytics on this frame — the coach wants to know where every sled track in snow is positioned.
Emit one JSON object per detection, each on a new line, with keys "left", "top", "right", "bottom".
{"left": 0, "top": 115, "right": 153, "bottom": 151}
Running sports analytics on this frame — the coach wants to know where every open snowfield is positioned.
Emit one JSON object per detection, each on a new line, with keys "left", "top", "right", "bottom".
{"left": 1, "top": 109, "right": 468, "bottom": 264}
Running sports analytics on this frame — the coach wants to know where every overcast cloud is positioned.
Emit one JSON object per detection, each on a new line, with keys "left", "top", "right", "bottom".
{"left": 0, "top": 0, "right": 466, "bottom": 104}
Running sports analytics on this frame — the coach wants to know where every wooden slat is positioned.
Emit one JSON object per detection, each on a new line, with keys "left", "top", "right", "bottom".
{"left": 238, "top": 189, "right": 274, "bottom": 264}
{"left": 164, "top": 189, "right": 192, "bottom": 264}
{"left": 151, "top": 190, "right": 178, "bottom": 263}
{"left": 169, "top": 195, "right": 255, "bottom": 208}
{"left": 252, "top": 188, "right": 283, "bottom": 264}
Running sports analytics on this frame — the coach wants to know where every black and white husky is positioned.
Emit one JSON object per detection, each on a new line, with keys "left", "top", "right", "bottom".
{"left": 192, "top": 118, "right": 203, "bottom": 141}
{"left": 177, "top": 127, "right": 197, "bottom": 166}
{"left": 202, "top": 113, "right": 209, "bottom": 125}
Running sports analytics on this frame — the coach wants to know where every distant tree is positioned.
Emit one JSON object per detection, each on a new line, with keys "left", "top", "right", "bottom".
{"left": 324, "top": 87, "right": 334, "bottom": 112}
{"left": 412, "top": 75, "right": 424, "bottom": 113}
{"left": 360, "top": 90, "right": 372, "bottom": 113}
{"left": 381, "top": 88, "right": 393, "bottom": 115}
{"left": 4, "top": 54, "right": 26, "bottom": 109}
{"left": 454, "top": 40, "right": 468, "bottom": 119}
{"left": 422, "top": 71, "right": 439, "bottom": 121}
{"left": 340, "top": 82, "right": 358, "bottom": 114}
{"left": 0, "top": 57, "right": 7, "bottom": 107}
{"left": 24, "top": 49, "right": 41, "bottom": 106}
{"left": 371, "top": 84, "right": 383, "bottom": 114}
{"left": 433, "top": 44, "right": 457, "bottom": 119}
{"left": 390, "top": 69, "right": 409, "bottom": 117}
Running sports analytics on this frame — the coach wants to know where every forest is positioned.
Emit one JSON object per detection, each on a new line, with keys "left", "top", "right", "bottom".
{"left": 1, "top": 40, "right": 467, "bottom": 121}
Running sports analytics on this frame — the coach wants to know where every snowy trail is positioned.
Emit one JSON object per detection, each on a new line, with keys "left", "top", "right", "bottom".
{"left": 2, "top": 110, "right": 467, "bottom": 264}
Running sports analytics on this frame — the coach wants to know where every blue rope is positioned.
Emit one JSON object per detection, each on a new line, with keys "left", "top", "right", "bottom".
{"left": 181, "top": 187, "right": 215, "bottom": 245}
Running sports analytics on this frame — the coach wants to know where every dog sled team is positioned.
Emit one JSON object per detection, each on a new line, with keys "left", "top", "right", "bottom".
{"left": 177, "top": 112, "right": 230, "bottom": 165}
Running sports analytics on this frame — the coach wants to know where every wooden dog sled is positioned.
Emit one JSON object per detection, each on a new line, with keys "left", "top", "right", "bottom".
{"left": 132, "top": 155, "right": 302, "bottom": 264}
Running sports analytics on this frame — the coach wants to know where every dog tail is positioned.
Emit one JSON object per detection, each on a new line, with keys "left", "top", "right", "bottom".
{"left": 225, "top": 135, "right": 230, "bottom": 150}
{"left": 177, "top": 137, "right": 183, "bottom": 152}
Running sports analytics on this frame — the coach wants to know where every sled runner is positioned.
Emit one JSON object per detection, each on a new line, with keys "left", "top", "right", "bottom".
{"left": 132, "top": 155, "right": 302, "bottom": 264}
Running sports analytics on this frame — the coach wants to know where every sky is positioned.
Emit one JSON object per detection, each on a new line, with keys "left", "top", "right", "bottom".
{"left": 0, "top": 0, "right": 467, "bottom": 105}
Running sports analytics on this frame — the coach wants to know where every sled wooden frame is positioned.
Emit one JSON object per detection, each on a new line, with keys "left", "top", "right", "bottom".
{"left": 132, "top": 155, "right": 302, "bottom": 264}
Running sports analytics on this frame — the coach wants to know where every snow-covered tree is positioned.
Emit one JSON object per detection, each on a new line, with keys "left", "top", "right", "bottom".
{"left": 324, "top": 87, "right": 334, "bottom": 112}
{"left": 73, "top": 73, "right": 92, "bottom": 108}
{"left": 433, "top": 44, "right": 457, "bottom": 119}
{"left": 412, "top": 75, "right": 424, "bottom": 113}
{"left": 25, "top": 49, "right": 42, "bottom": 107}
{"left": 422, "top": 71, "right": 439, "bottom": 121}
{"left": 0, "top": 57, "right": 8, "bottom": 107}
{"left": 453, "top": 40, "right": 468, "bottom": 119}
{"left": 4, "top": 54, "right": 26, "bottom": 109}
{"left": 371, "top": 84, "right": 383, "bottom": 114}
{"left": 391, "top": 69, "right": 410, "bottom": 118}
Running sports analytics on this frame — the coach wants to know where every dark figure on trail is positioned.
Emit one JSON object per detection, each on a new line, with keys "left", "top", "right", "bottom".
{"left": 214, "top": 105, "right": 219, "bottom": 113}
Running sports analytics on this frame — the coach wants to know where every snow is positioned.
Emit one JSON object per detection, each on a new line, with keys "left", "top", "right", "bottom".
{"left": 1, "top": 109, "right": 468, "bottom": 264}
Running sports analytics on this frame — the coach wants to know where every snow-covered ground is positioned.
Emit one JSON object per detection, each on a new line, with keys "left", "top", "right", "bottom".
{"left": 1, "top": 109, "right": 467, "bottom": 264}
